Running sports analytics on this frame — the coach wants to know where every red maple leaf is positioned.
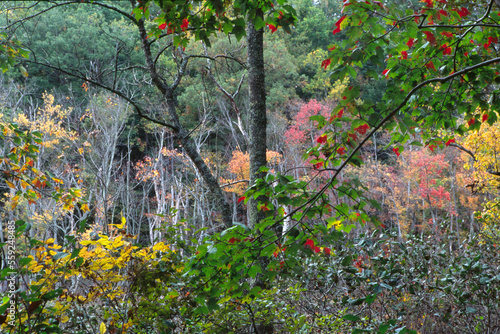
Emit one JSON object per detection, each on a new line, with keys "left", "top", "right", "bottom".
{"left": 238, "top": 196, "right": 246, "bottom": 203}
{"left": 468, "top": 118, "right": 475, "bottom": 126}
{"left": 304, "top": 238, "right": 315, "bottom": 250}
{"left": 445, "top": 138, "right": 455, "bottom": 146}
{"left": 423, "top": 31, "right": 436, "bottom": 45}
{"left": 354, "top": 124, "right": 370, "bottom": 135}
{"left": 313, "top": 161, "right": 324, "bottom": 169}
{"left": 332, "top": 16, "right": 347, "bottom": 35}
{"left": 406, "top": 38, "right": 415, "bottom": 48}
{"left": 441, "top": 44, "right": 452, "bottom": 55}
{"left": 393, "top": 147, "right": 400, "bottom": 157}
{"left": 321, "top": 58, "right": 332, "bottom": 70}
{"left": 181, "top": 18, "right": 189, "bottom": 31}
{"left": 314, "top": 246, "right": 321, "bottom": 253}
{"left": 401, "top": 50, "right": 408, "bottom": 59}
{"left": 158, "top": 22, "right": 167, "bottom": 30}
{"left": 337, "top": 147, "right": 346, "bottom": 155}
{"left": 267, "top": 23, "right": 278, "bottom": 33}
{"left": 425, "top": 61, "right": 436, "bottom": 71}
{"left": 482, "top": 114, "right": 489, "bottom": 122}
{"left": 458, "top": 7, "right": 470, "bottom": 18}
{"left": 316, "top": 135, "right": 327, "bottom": 144}
{"left": 228, "top": 237, "right": 240, "bottom": 244}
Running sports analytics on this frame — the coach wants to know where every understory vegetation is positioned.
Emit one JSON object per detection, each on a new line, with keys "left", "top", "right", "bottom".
{"left": 1, "top": 0, "right": 500, "bottom": 333}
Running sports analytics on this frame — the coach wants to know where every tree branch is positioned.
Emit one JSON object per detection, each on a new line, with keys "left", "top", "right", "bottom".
{"left": 24, "top": 59, "right": 178, "bottom": 131}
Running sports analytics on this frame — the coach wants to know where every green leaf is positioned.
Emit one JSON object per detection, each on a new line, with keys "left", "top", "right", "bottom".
{"left": 342, "top": 314, "right": 360, "bottom": 321}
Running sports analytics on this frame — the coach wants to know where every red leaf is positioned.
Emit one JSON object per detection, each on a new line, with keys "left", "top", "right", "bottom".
{"left": 458, "top": 7, "right": 470, "bottom": 18}
{"left": 441, "top": 31, "right": 453, "bottom": 37}
{"left": 324, "top": 247, "right": 331, "bottom": 256}
{"left": 425, "top": 61, "right": 436, "bottom": 71}
{"left": 421, "top": 0, "right": 433, "bottom": 7}
{"left": 438, "top": 9, "right": 448, "bottom": 17}
{"left": 159, "top": 22, "right": 167, "bottom": 30}
{"left": 181, "top": 18, "right": 189, "bottom": 31}
{"left": 313, "top": 162, "right": 324, "bottom": 169}
{"left": 423, "top": 31, "right": 436, "bottom": 45}
{"left": 333, "top": 16, "right": 347, "bottom": 35}
{"left": 314, "top": 246, "right": 321, "bottom": 253}
{"left": 428, "top": 144, "right": 437, "bottom": 152}
{"left": 354, "top": 124, "right": 370, "bottom": 135}
{"left": 330, "top": 108, "right": 344, "bottom": 122}
{"left": 304, "top": 238, "right": 315, "bottom": 250}
{"left": 406, "top": 38, "right": 415, "bottom": 48}
{"left": 441, "top": 44, "right": 452, "bottom": 55}
{"left": 316, "top": 135, "right": 327, "bottom": 144}
{"left": 468, "top": 118, "right": 475, "bottom": 126}
{"left": 228, "top": 237, "right": 240, "bottom": 244}
{"left": 321, "top": 58, "right": 332, "bottom": 70}
{"left": 267, "top": 23, "right": 277, "bottom": 33}
{"left": 348, "top": 132, "right": 358, "bottom": 141}
{"left": 337, "top": 147, "right": 346, "bottom": 155}
{"left": 393, "top": 147, "right": 400, "bottom": 157}
{"left": 401, "top": 50, "right": 408, "bottom": 59}
{"left": 238, "top": 196, "right": 246, "bottom": 203}
{"left": 382, "top": 69, "right": 389, "bottom": 76}
{"left": 445, "top": 138, "right": 455, "bottom": 146}
{"left": 452, "top": 7, "right": 470, "bottom": 18}
{"left": 482, "top": 114, "right": 489, "bottom": 122}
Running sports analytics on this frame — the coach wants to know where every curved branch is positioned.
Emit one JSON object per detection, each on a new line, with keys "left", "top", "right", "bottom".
{"left": 1, "top": 1, "right": 137, "bottom": 31}
{"left": 449, "top": 143, "right": 476, "bottom": 161}
{"left": 24, "top": 59, "right": 178, "bottom": 131}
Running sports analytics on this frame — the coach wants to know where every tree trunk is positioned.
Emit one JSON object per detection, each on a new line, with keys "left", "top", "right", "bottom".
{"left": 247, "top": 9, "right": 268, "bottom": 229}
{"left": 164, "top": 90, "right": 233, "bottom": 229}
{"left": 247, "top": 10, "right": 273, "bottom": 334}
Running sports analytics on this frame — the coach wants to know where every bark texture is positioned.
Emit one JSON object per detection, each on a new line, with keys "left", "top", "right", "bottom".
{"left": 247, "top": 9, "right": 268, "bottom": 230}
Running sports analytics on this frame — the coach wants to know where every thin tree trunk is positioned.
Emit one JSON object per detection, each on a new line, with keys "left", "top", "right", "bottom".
{"left": 247, "top": 10, "right": 268, "bottom": 229}
{"left": 247, "top": 10, "right": 272, "bottom": 334}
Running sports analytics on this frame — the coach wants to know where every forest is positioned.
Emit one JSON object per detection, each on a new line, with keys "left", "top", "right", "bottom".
{"left": 0, "top": 0, "right": 499, "bottom": 333}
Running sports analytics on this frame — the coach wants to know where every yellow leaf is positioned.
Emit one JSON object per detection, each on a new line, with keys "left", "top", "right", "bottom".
{"left": 6, "top": 180, "right": 15, "bottom": 189}
{"left": 52, "top": 178, "right": 63, "bottom": 184}
{"left": 78, "top": 148, "right": 84, "bottom": 155}
{"left": 100, "top": 322, "right": 106, "bottom": 334}
{"left": 45, "top": 238, "right": 55, "bottom": 244}
{"left": 20, "top": 180, "right": 29, "bottom": 189}
{"left": 81, "top": 203, "right": 89, "bottom": 212}
{"left": 61, "top": 316, "right": 69, "bottom": 323}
